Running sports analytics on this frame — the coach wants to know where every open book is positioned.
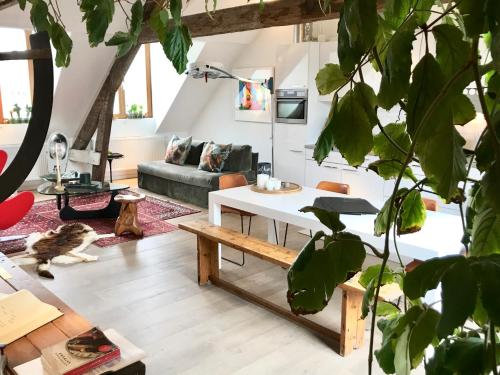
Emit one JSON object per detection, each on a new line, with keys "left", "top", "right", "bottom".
{"left": 0, "top": 289, "right": 63, "bottom": 345}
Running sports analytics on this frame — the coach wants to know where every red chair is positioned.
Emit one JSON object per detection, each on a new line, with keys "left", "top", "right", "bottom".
{"left": 0, "top": 150, "right": 34, "bottom": 233}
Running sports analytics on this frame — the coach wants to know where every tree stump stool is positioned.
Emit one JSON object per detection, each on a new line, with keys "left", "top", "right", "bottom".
{"left": 114, "top": 194, "right": 146, "bottom": 236}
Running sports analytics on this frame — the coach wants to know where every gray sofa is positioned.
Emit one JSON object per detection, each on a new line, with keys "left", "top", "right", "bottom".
{"left": 137, "top": 141, "right": 257, "bottom": 207}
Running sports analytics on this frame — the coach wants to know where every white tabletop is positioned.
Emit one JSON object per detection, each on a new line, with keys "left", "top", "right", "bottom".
{"left": 208, "top": 185, "right": 464, "bottom": 261}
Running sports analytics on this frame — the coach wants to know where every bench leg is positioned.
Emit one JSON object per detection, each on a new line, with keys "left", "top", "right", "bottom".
{"left": 197, "top": 236, "right": 219, "bottom": 285}
{"left": 340, "top": 289, "right": 365, "bottom": 356}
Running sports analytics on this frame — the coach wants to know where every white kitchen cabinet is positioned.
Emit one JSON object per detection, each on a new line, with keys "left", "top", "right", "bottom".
{"left": 274, "top": 124, "right": 307, "bottom": 185}
{"left": 276, "top": 44, "right": 310, "bottom": 89}
{"left": 305, "top": 159, "right": 342, "bottom": 187}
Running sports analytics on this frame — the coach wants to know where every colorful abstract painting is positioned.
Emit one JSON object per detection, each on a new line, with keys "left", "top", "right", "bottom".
{"left": 233, "top": 67, "right": 273, "bottom": 123}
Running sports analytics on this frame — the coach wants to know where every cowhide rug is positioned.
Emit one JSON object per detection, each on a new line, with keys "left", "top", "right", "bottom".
{"left": 12, "top": 223, "right": 113, "bottom": 279}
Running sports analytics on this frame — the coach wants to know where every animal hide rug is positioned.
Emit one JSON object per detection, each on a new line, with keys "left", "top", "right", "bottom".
{"left": 12, "top": 223, "right": 113, "bottom": 279}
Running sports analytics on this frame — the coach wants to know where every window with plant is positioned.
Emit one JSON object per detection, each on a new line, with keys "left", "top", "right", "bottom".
{"left": 0, "top": 27, "right": 34, "bottom": 124}
{"left": 285, "top": 0, "right": 500, "bottom": 374}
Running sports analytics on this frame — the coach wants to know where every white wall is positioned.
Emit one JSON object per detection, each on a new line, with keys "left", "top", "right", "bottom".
{"left": 188, "top": 26, "right": 294, "bottom": 163}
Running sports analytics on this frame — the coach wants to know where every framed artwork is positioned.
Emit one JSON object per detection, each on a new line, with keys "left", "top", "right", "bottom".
{"left": 233, "top": 67, "right": 274, "bottom": 123}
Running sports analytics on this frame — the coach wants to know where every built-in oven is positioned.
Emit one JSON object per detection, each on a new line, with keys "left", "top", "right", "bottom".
{"left": 275, "top": 89, "right": 308, "bottom": 124}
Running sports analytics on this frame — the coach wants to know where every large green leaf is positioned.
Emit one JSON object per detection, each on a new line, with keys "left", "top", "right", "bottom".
{"left": 162, "top": 24, "right": 192, "bottom": 74}
{"left": 374, "top": 189, "right": 407, "bottom": 236}
{"left": 482, "top": 162, "right": 500, "bottom": 213}
{"left": 330, "top": 84, "right": 376, "bottom": 166}
{"left": 313, "top": 94, "right": 338, "bottom": 164}
{"left": 426, "top": 337, "right": 488, "bottom": 375}
{"left": 149, "top": 8, "right": 169, "bottom": 42}
{"left": 377, "top": 28, "right": 415, "bottom": 110}
{"left": 368, "top": 160, "right": 417, "bottom": 181}
{"left": 80, "top": 0, "right": 115, "bottom": 47}
{"left": 337, "top": 0, "right": 378, "bottom": 74}
{"left": 372, "top": 15, "right": 393, "bottom": 71}
{"left": 408, "top": 308, "right": 440, "bottom": 368}
{"left": 287, "top": 232, "right": 366, "bottom": 315}
{"left": 50, "top": 22, "right": 73, "bottom": 67}
{"left": 129, "top": 0, "right": 144, "bottom": 38}
{"left": 376, "top": 301, "right": 400, "bottom": 317}
{"left": 361, "top": 279, "right": 376, "bottom": 319}
{"left": 452, "top": 94, "right": 476, "bottom": 125}
{"left": 471, "top": 254, "right": 500, "bottom": 325}
{"left": 359, "top": 264, "right": 395, "bottom": 288}
{"left": 29, "top": 0, "right": 50, "bottom": 32}
{"left": 476, "top": 110, "right": 500, "bottom": 171}
{"left": 416, "top": 125, "right": 467, "bottom": 202}
{"left": 470, "top": 206, "right": 500, "bottom": 256}
{"left": 437, "top": 258, "right": 477, "bottom": 338}
{"left": 403, "top": 255, "right": 463, "bottom": 299}
{"left": 299, "top": 206, "right": 346, "bottom": 233}
{"left": 315, "top": 64, "right": 347, "bottom": 96}
{"left": 382, "top": 0, "right": 411, "bottom": 30}
{"left": 398, "top": 190, "right": 427, "bottom": 235}
{"left": 433, "top": 24, "right": 473, "bottom": 92}
{"left": 413, "top": 0, "right": 434, "bottom": 25}
{"left": 373, "top": 123, "right": 412, "bottom": 163}
{"left": 493, "top": 29, "right": 500, "bottom": 71}
{"left": 457, "top": 0, "right": 487, "bottom": 37}
{"left": 394, "top": 326, "right": 411, "bottom": 375}
{"left": 406, "top": 54, "right": 449, "bottom": 137}
{"left": 169, "top": 0, "right": 183, "bottom": 24}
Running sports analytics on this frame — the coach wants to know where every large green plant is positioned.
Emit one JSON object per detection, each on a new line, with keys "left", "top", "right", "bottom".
{"left": 287, "top": 0, "right": 500, "bottom": 374}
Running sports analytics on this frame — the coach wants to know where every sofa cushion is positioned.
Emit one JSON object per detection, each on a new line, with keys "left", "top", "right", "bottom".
{"left": 165, "top": 135, "right": 192, "bottom": 165}
{"left": 198, "top": 142, "right": 232, "bottom": 173}
{"left": 223, "top": 145, "right": 252, "bottom": 172}
{"left": 138, "top": 160, "right": 224, "bottom": 189}
{"left": 185, "top": 140, "right": 205, "bottom": 165}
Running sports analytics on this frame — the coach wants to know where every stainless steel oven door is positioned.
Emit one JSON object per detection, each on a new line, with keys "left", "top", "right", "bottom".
{"left": 275, "top": 98, "right": 308, "bottom": 124}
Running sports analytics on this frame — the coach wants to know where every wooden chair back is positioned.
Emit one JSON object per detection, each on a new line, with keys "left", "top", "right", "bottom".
{"left": 316, "top": 181, "right": 350, "bottom": 195}
{"left": 422, "top": 198, "right": 438, "bottom": 212}
{"left": 219, "top": 174, "right": 248, "bottom": 190}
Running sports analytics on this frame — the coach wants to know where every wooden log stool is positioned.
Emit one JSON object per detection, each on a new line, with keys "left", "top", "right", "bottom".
{"left": 114, "top": 193, "right": 146, "bottom": 236}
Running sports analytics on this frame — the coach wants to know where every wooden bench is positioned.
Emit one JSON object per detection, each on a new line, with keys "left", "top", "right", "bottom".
{"left": 0, "top": 253, "right": 146, "bottom": 374}
{"left": 179, "top": 220, "right": 401, "bottom": 356}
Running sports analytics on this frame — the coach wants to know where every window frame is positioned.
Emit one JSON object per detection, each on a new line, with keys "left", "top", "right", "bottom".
{"left": 114, "top": 43, "right": 153, "bottom": 120}
{"left": 0, "top": 30, "right": 34, "bottom": 125}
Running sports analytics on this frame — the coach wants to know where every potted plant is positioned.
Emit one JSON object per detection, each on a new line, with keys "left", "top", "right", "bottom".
{"left": 287, "top": 1, "right": 500, "bottom": 374}
{"left": 127, "top": 104, "right": 144, "bottom": 119}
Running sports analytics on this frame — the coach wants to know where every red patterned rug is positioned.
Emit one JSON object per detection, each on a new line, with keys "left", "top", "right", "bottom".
{"left": 0, "top": 192, "right": 199, "bottom": 255}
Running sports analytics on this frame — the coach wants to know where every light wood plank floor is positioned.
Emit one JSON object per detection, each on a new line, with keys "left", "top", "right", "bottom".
{"left": 23, "top": 178, "right": 422, "bottom": 374}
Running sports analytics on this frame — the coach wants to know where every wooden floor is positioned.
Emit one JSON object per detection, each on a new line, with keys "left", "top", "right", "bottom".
{"left": 24, "top": 178, "right": 422, "bottom": 374}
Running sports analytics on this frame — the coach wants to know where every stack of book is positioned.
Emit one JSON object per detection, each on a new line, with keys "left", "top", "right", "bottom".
{"left": 14, "top": 327, "right": 145, "bottom": 375}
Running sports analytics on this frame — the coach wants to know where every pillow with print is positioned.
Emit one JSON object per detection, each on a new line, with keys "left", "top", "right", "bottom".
{"left": 198, "top": 141, "right": 232, "bottom": 172}
{"left": 165, "top": 135, "right": 192, "bottom": 165}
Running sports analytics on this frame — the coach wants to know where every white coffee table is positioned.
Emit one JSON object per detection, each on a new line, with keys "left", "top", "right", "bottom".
{"left": 209, "top": 185, "right": 464, "bottom": 263}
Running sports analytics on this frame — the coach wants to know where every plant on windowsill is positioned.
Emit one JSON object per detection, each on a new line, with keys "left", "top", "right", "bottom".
{"left": 286, "top": 0, "right": 500, "bottom": 374}
{"left": 127, "top": 104, "right": 144, "bottom": 119}
{"left": 6, "top": 104, "right": 32, "bottom": 124}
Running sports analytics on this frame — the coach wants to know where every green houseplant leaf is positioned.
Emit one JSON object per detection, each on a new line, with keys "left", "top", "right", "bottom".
{"left": 368, "top": 160, "right": 417, "bottom": 182}
{"left": 337, "top": 0, "right": 378, "bottom": 74}
{"left": 373, "top": 123, "right": 412, "bottom": 163}
{"left": 80, "top": 0, "right": 115, "bottom": 47}
{"left": 398, "top": 190, "right": 427, "bottom": 235}
{"left": 315, "top": 64, "right": 347, "bottom": 96}
{"left": 329, "top": 83, "right": 377, "bottom": 166}
{"left": 299, "top": 206, "right": 346, "bottom": 233}
{"left": 313, "top": 94, "right": 338, "bottom": 164}
{"left": 162, "top": 24, "right": 192, "bottom": 74}
{"left": 377, "top": 28, "right": 415, "bottom": 110}
{"left": 287, "top": 232, "right": 365, "bottom": 315}
{"left": 408, "top": 308, "right": 440, "bottom": 368}
{"left": 470, "top": 205, "right": 500, "bottom": 256}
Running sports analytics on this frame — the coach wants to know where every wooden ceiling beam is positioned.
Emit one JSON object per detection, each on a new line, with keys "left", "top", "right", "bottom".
{"left": 139, "top": 0, "right": 347, "bottom": 44}
{"left": 0, "top": 0, "right": 16, "bottom": 11}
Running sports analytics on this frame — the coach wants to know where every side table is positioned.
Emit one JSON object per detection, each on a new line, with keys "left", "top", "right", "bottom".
{"left": 107, "top": 153, "right": 124, "bottom": 183}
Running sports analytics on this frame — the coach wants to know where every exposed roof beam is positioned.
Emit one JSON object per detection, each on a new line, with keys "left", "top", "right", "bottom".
{"left": 0, "top": 0, "right": 16, "bottom": 11}
{"left": 139, "top": 0, "right": 351, "bottom": 44}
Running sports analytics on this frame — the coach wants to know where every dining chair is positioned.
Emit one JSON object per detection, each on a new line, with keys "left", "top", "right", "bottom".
{"left": 405, "top": 198, "right": 439, "bottom": 272}
{"left": 281, "top": 180, "right": 350, "bottom": 247}
{"left": 219, "top": 173, "right": 256, "bottom": 266}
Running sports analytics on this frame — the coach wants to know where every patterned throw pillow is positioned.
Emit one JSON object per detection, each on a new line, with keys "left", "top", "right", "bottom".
{"left": 198, "top": 142, "right": 232, "bottom": 172}
{"left": 165, "top": 135, "right": 192, "bottom": 165}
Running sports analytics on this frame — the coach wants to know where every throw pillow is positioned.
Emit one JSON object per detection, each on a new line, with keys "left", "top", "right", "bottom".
{"left": 198, "top": 142, "right": 232, "bottom": 173}
{"left": 165, "top": 135, "right": 192, "bottom": 165}
{"left": 185, "top": 140, "right": 206, "bottom": 165}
